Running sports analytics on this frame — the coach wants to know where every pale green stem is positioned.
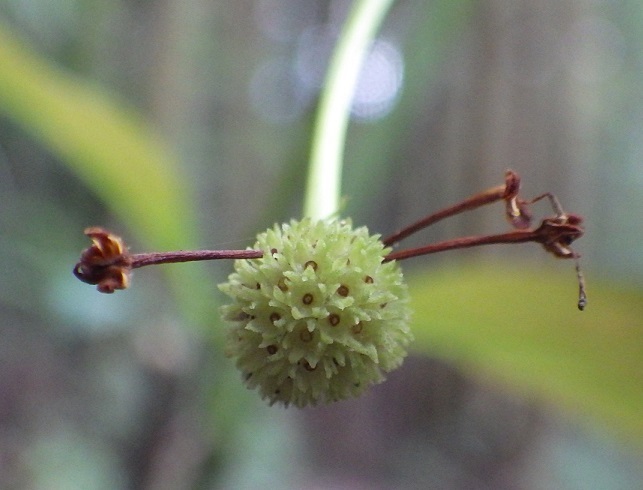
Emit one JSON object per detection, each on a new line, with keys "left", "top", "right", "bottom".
{"left": 304, "top": 0, "right": 396, "bottom": 220}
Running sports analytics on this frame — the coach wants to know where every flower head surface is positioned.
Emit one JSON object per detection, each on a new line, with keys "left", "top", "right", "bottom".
{"left": 219, "top": 218, "right": 412, "bottom": 407}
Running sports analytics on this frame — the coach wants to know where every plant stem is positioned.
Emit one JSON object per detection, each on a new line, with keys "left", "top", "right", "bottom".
{"left": 384, "top": 230, "right": 539, "bottom": 262}
{"left": 130, "top": 250, "right": 263, "bottom": 269}
{"left": 383, "top": 184, "right": 506, "bottom": 245}
{"left": 304, "top": 0, "right": 395, "bottom": 220}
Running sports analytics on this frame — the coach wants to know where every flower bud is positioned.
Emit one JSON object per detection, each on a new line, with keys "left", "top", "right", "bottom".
{"left": 219, "top": 218, "right": 412, "bottom": 407}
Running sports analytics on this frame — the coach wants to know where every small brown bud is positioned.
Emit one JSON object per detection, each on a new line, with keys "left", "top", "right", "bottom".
{"left": 73, "top": 227, "right": 132, "bottom": 293}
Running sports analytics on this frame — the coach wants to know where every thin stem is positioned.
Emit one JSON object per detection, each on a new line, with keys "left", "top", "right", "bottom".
{"left": 385, "top": 229, "right": 539, "bottom": 262}
{"left": 528, "top": 192, "right": 566, "bottom": 217}
{"left": 575, "top": 259, "right": 587, "bottom": 311}
{"left": 304, "top": 0, "right": 395, "bottom": 220}
{"left": 130, "top": 249, "right": 263, "bottom": 269}
{"left": 383, "top": 184, "right": 506, "bottom": 246}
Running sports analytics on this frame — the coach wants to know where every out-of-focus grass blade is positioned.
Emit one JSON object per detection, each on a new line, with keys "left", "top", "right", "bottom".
{"left": 408, "top": 261, "right": 643, "bottom": 445}
{"left": 0, "top": 22, "right": 211, "bottom": 323}
{"left": 0, "top": 23, "right": 193, "bottom": 250}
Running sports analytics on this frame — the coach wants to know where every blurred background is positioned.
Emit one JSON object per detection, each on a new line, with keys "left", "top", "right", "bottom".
{"left": 1, "top": 0, "right": 642, "bottom": 489}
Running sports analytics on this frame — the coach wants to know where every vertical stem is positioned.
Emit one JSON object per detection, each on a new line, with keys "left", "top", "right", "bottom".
{"left": 304, "top": 0, "right": 396, "bottom": 220}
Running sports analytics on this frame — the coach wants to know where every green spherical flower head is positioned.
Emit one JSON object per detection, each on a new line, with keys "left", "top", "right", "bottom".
{"left": 219, "top": 218, "right": 412, "bottom": 407}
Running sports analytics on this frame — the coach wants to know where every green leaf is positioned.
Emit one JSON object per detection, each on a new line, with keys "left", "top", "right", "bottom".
{"left": 0, "top": 21, "right": 212, "bottom": 323}
{"left": 408, "top": 261, "right": 643, "bottom": 445}
{"left": 0, "top": 22, "right": 193, "bottom": 249}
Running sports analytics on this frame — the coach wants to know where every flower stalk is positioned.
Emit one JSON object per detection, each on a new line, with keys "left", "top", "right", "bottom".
{"left": 74, "top": 170, "right": 586, "bottom": 309}
{"left": 73, "top": 227, "right": 263, "bottom": 293}
{"left": 304, "top": 0, "right": 395, "bottom": 219}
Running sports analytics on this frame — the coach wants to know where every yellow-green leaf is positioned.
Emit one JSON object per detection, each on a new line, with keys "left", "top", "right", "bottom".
{"left": 408, "top": 260, "right": 643, "bottom": 445}
{"left": 0, "top": 21, "right": 211, "bottom": 323}
{"left": 0, "top": 22, "right": 192, "bottom": 250}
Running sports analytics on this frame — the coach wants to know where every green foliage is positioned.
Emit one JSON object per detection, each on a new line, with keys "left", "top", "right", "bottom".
{"left": 0, "top": 21, "right": 211, "bottom": 323}
{"left": 0, "top": 23, "right": 192, "bottom": 250}
{"left": 408, "top": 261, "right": 643, "bottom": 444}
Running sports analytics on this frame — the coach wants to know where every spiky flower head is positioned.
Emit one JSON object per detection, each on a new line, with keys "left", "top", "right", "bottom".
{"left": 219, "top": 218, "right": 412, "bottom": 407}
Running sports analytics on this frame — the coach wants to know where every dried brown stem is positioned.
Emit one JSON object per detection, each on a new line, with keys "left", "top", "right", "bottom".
{"left": 383, "top": 170, "right": 525, "bottom": 246}
{"left": 73, "top": 227, "right": 262, "bottom": 293}
{"left": 130, "top": 250, "right": 263, "bottom": 268}
{"left": 383, "top": 184, "right": 506, "bottom": 246}
{"left": 386, "top": 214, "right": 583, "bottom": 262}
{"left": 385, "top": 212, "right": 586, "bottom": 310}
{"left": 384, "top": 230, "right": 539, "bottom": 262}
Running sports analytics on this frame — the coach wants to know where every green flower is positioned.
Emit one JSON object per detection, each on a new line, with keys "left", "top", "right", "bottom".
{"left": 219, "top": 218, "right": 412, "bottom": 407}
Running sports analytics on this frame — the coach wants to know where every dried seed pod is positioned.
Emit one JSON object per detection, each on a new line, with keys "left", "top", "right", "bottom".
{"left": 73, "top": 228, "right": 132, "bottom": 293}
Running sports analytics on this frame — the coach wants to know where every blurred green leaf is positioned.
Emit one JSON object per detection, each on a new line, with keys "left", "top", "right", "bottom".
{"left": 408, "top": 260, "right": 643, "bottom": 445}
{"left": 0, "top": 21, "right": 213, "bottom": 324}
{"left": 0, "top": 22, "right": 193, "bottom": 250}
